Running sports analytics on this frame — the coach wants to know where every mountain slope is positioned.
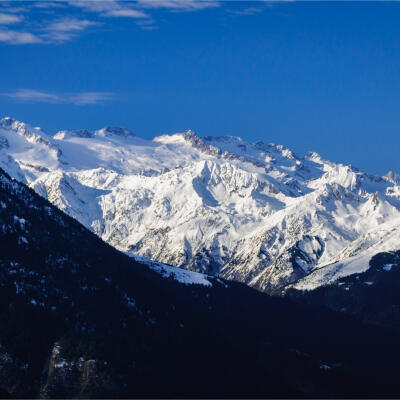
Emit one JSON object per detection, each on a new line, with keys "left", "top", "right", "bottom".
{"left": 1, "top": 117, "right": 400, "bottom": 293}
{"left": 4, "top": 167, "right": 400, "bottom": 397}
{"left": 287, "top": 249, "right": 400, "bottom": 332}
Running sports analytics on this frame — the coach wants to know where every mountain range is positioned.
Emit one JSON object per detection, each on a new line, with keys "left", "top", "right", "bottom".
{"left": 2, "top": 117, "right": 400, "bottom": 397}
{"left": 1, "top": 116, "right": 399, "bottom": 294}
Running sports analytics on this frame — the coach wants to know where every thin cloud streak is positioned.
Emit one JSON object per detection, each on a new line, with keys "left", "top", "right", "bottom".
{"left": 2, "top": 89, "right": 116, "bottom": 105}
{"left": 44, "top": 17, "right": 100, "bottom": 42}
{"left": 69, "top": 92, "right": 115, "bottom": 105}
{"left": 136, "top": 0, "right": 220, "bottom": 11}
{"left": 106, "top": 8, "right": 148, "bottom": 18}
{"left": 47, "top": 18, "right": 99, "bottom": 31}
{"left": 0, "top": 6, "right": 29, "bottom": 13}
{"left": 226, "top": 7, "right": 264, "bottom": 15}
{"left": 45, "top": 17, "right": 100, "bottom": 43}
{"left": 69, "top": 0, "right": 150, "bottom": 19}
{"left": 4, "top": 89, "right": 61, "bottom": 103}
{"left": 32, "top": 2, "right": 68, "bottom": 9}
{"left": 0, "top": 12, "right": 23, "bottom": 24}
{"left": 0, "top": 30, "right": 42, "bottom": 44}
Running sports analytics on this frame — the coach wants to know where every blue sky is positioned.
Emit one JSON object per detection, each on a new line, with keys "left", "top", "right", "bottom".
{"left": 0, "top": 1, "right": 399, "bottom": 175}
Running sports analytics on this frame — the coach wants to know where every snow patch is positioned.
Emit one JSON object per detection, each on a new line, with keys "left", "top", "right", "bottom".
{"left": 320, "top": 364, "right": 331, "bottom": 370}
{"left": 382, "top": 264, "right": 393, "bottom": 271}
{"left": 131, "top": 254, "right": 212, "bottom": 287}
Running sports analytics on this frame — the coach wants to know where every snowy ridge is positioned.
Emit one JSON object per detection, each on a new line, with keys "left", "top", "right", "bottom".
{"left": 289, "top": 216, "right": 400, "bottom": 290}
{"left": 1, "top": 116, "right": 400, "bottom": 293}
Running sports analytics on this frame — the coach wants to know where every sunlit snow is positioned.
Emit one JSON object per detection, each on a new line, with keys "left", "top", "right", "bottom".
{"left": 1, "top": 116, "right": 400, "bottom": 292}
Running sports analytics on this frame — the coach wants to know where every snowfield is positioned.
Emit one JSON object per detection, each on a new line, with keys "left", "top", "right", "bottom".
{"left": 1, "top": 116, "right": 400, "bottom": 293}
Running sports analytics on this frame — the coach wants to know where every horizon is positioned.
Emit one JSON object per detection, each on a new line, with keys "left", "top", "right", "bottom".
{"left": 2, "top": 113, "right": 397, "bottom": 179}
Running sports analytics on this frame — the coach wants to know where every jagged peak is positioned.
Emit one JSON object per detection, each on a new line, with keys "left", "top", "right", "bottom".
{"left": 94, "top": 126, "right": 135, "bottom": 138}
{"left": 384, "top": 170, "right": 400, "bottom": 184}
{"left": 155, "top": 131, "right": 308, "bottom": 173}
{"left": 184, "top": 129, "right": 196, "bottom": 135}
{"left": 1, "top": 116, "right": 46, "bottom": 136}
{"left": 0, "top": 117, "right": 63, "bottom": 162}
{"left": 1, "top": 116, "right": 15, "bottom": 126}
{"left": 1, "top": 117, "right": 28, "bottom": 131}
{"left": 303, "top": 151, "right": 340, "bottom": 170}
{"left": 173, "top": 129, "right": 203, "bottom": 143}
{"left": 153, "top": 130, "right": 208, "bottom": 148}
{"left": 304, "top": 151, "right": 323, "bottom": 162}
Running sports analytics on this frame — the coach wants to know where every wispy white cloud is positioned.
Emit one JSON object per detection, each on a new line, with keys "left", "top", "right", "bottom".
{"left": 69, "top": 92, "right": 115, "bottom": 105}
{"left": 69, "top": 0, "right": 150, "bottom": 19}
{"left": 0, "top": 12, "right": 23, "bottom": 24}
{"left": 136, "top": 0, "right": 220, "bottom": 11}
{"left": 4, "top": 89, "right": 61, "bottom": 102}
{"left": 32, "top": 2, "right": 68, "bottom": 9}
{"left": 106, "top": 8, "right": 149, "bottom": 18}
{"left": 42, "top": 17, "right": 100, "bottom": 42}
{"left": 2, "top": 89, "right": 116, "bottom": 105}
{"left": 0, "top": 6, "right": 29, "bottom": 13}
{"left": 227, "top": 7, "right": 264, "bottom": 16}
{"left": 0, "top": 17, "right": 99, "bottom": 45}
{"left": 0, "top": 0, "right": 268, "bottom": 45}
{"left": 68, "top": 0, "right": 154, "bottom": 29}
{"left": 68, "top": 0, "right": 218, "bottom": 27}
{"left": 0, "top": 30, "right": 42, "bottom": 44}
{"left": 135, "top": 17, "right": 157, "bottom": 29}
{"left": 47, "top": 17, "right": 98, "bottom": 32}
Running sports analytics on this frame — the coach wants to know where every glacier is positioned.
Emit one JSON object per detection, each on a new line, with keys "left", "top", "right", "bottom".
{"left": 1, "top": 116, "right": 400, "bottom": 293}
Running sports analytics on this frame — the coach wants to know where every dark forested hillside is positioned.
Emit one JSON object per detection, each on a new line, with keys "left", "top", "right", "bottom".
{"left": 287, "top": 250, "right": 400, "bottom": 332}
{"left": 1, "top": 167, "right": 400, "bottom": 398}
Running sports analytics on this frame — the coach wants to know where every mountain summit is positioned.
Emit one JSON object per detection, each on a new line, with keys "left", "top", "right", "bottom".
{"left": 1, "top": 118, "right": 399, "bottom": 293}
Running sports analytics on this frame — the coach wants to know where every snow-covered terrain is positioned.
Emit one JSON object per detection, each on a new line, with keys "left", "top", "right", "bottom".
{"left": 129, "top": 254, "right": 213, "bottom": 287}
{"left": 1, "top": 116, "right": 400, "bottom": 293}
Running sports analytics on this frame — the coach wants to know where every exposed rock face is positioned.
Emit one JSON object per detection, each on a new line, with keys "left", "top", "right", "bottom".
{"left": 54, "top": 130, "right": 93, "bottom": 140}
{"left": 94, "top": 126, "right": 135, "bottom": 138}
{"left": 1, "top": 117, "right": 400, "bottom": 293}
{"left": 0, "top": 136, "right": 9, "bottom": 150}
{"left": 40, "top": 343, "right": 115, "bottom": 398}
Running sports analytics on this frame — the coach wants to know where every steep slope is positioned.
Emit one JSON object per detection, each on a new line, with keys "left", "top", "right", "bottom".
{"left": 287, "top": 249, "right": 400, "bottom": 332}
{"left": 1, "top": 117, "right": 400, "bottom": 293}
{"left": 3, "top": 166, "right": 400, "bottom": 397}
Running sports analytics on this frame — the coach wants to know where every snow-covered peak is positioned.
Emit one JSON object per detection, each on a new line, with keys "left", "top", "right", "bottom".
{"left": 203, "top": 135, "right": 299, "bottom": 164}
{"left": 1, "top": 116, "right": 21, "bottom": 129}
{"left": 154, "top": 129, "right": 223, "bottom": 157}
{"left": 94, "top": 126, "right": 135, "bottom": 138}
{"left": 1, "top": 117, "right": 47, "bottom": 137}
{"left": 1, "top": 116, "right": 15, "bottom": 128}
{"left": 384, "top": 170, "right": 400, "bottom": 185}
{"left": 304, "top": 151, "right": 324, "bottom": 163}
{"left": 0, "top": 117, "right": 62, "bottom": 180}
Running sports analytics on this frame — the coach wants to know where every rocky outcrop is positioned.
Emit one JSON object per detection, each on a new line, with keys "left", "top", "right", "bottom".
{"left": 40, "top": 343, "right": 115, "bottom": 399}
